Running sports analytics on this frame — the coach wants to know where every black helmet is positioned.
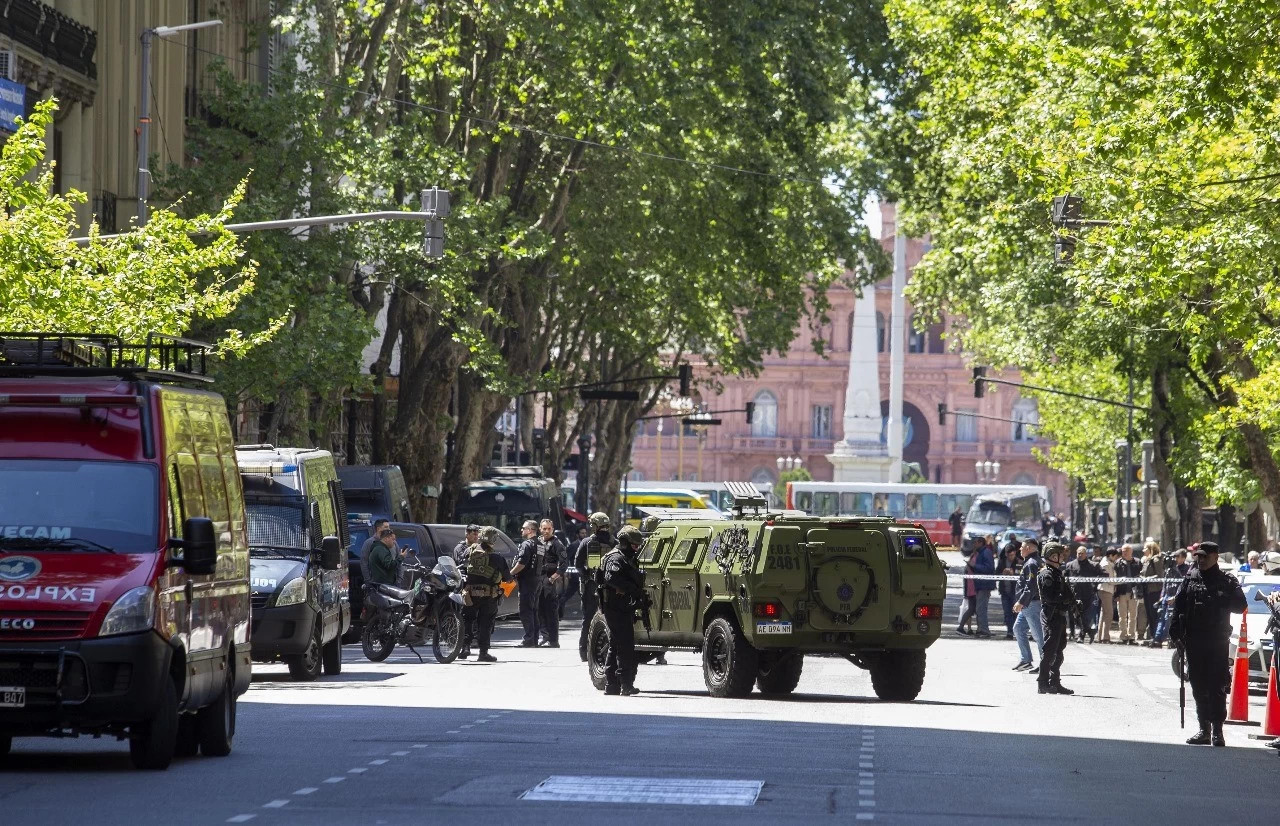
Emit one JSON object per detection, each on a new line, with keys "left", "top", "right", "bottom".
{"left": 616, "top": 525, "right": 644, "bottom": 548}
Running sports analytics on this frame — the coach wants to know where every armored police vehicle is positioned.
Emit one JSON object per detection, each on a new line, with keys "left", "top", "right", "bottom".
{"left": 588, "top": 483, "right": 946, "bottom": 700}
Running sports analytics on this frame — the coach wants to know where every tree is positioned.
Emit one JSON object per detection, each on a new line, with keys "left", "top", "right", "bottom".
{"left": 0, "top": 100, "right": 258, "bottom": 349}
{"left": 775, "top": 467, "right": 813, "bottom": 505}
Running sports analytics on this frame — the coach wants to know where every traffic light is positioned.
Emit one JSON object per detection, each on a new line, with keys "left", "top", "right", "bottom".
{"left": 745, "top": 401, "right": 755, "bottom": 424}
{"left": 1050, "top": 194, "right": 1082, "bottom": 227}
{"left": 678, "top": 363, "right": 692, "bottom": 397}
{"left": 973, "top": 366, "right": 986, "bottom": 398}
{"left": 937, "top": 403, "right": 947, "bottom": 426}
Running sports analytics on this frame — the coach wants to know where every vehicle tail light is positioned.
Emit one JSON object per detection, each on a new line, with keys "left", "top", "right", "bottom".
{"left": 0, "top": 394, "right": 141, "bottom": 407}
{"left": 914, "top": 604, "right": 942, "bottom": 620}
{"left": 753, "top": 601, "right": 783, "bottom": 618}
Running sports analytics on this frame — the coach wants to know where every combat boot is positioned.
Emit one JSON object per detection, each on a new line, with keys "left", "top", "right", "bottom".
{"left": 1186, "top": 722, "right": 1211, "bottom": 745}
{"left": 458, "top": 647, "right": 471, "bottom": 660}
{"left": 477, "top": 651, "right": 497, "bottom": 663}
{"left": 621, "top": 685, "right": 640, "bottom": 696}
{"left": 1048, "top": 683, "right": 1074, "bottom": 695}
{"left": 1211, "top": 723, "right": 1225, "bottom": 747}
{"left": 604, "top": 683, "right": 621, "bottom": 696}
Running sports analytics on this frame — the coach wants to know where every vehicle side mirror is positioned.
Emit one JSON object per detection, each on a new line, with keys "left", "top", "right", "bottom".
{"left": 320, "top": 536, "right": 342, "bottom": 571}
{"left": 172, "top": 517, "right": 217, "bottom": 576}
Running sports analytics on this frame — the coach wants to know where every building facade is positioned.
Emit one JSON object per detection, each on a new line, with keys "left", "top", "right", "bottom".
{"left": 627, "top": 204, "right": 1069, "bottom": 511}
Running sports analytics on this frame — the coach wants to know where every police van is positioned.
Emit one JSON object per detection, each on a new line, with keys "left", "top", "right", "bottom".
{"left": 236, "top": 446, "right": 348, "bottom": 680}
{"left": 0, "top": 333, "right": 251, "bottom": 769}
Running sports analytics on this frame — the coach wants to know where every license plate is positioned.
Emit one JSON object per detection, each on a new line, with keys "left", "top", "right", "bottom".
{"left": 0, "top": 686, "right": 24, "bottom": 708}
{"left": 756, "top": 622, "right": 792, "bottom": 635}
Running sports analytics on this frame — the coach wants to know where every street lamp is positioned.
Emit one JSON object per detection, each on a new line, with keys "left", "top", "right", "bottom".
{"left": 139, "top": 19, "right": 224, "bottom": 225}
{"left": 975, "top": 460, "right": 1001, "bottom": 482}
{"left": 577, "top": 435, "right": 593, "bottom": 514}
{"left": 776, "top": 456, "right": 803, "bottom": 472}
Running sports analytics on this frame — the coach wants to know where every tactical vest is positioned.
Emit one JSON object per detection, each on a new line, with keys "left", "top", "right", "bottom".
{"left": 585, "top": 535, "right": 613, "bottom": 571}
{"left": 467, "top": 545, "right": 498, "bottom": 598}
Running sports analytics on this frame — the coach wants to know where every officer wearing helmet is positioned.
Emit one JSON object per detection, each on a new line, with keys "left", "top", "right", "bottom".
{"left": 575, "top": 512, "right": 616, "bottom": 661}
{"left": 460, "top": 526, "right": 512, "bottom": 662}
{"left": 599, "top": 525, "right": 649, "bottom": 695}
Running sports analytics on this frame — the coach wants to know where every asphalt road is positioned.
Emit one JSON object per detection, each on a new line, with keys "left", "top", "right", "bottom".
{"left": 2, "top": 610, "right": 1276, "bottom": 824}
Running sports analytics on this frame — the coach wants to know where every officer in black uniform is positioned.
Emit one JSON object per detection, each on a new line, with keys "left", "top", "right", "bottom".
{"left": 452, "top": 524, "right": 480, "bottom": 564}
{"left": 599, "top": 525, "right": 648, "bottom": 696}
{"left": 460, "top": 527, "right": 512, "bottom": 663}
{"left": 512, "top": 520, "right": 540, "bottom": 647}
{"left": 534, "top": 519, "right": 567, "bottom": 647}
{"left": 1170, "top": 541, "right": 1246, "bottom": 746}
{"left": 576, "top": 512, "right": 615, "bottom": 661}
{"left": 1036, "top": 542, "right": 1076, "bottom": 695}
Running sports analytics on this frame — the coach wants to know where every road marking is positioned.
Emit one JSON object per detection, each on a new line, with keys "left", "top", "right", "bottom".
{"left": 263, "top": 800, "right": 290, "bottom": 809}
{"left": 412, "top": 743, "right": 429, "bottom": 748}
{"left": 446, "top": 730, "right": 461, "bottom": 734}
{"left": 391, "top": 750, "right": 410, "bottom": 756}
{"left": 348, "top": 767, "right": 368, "bottom": 774}
{"left": 858, "top": 788, "right": 874, "bottom": 797}
{"left": 859, "top": 779, "right": 874, "bottom": 787}
{"left": 461, "top": 724, "right": 473, "bottom": 729}
{"left": 856, "top": 814, "right": 875, "bottom": 821}
{"left": 475, "top": 719, "right": 489, "bottom": 724}
{"left": 859, "top": 762, "right": 873, "bottom": 769}
{"left": 859, "top": 799, "right": 875, "bottom": 807}
{"left": 859, "top": 771, "right": 874, "bottom": 778}
{"left": 521, "top": 776, "right": 763, "bottom": 806}
{"left": 227, "top": 817, "right": 256, "bottom": 823}
{"left": 323, "top": 777, "right": 346, "bottom": 784}
{"left": 293, "top": 787, "right": 318, "bottom": 795}
{"left": 369, "top": 759, "right": 388, "bottom": 765}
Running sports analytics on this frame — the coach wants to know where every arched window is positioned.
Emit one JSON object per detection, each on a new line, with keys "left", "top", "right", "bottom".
{"left": 847, "top": 310, "right": 857, "bottom": 351}
{"left": 1011, "top": 398, "right": 1039, "bottom": 442}
{"left": 751, "top": 390, "right": 779, "bottom": 437}
{"left": 907, "top": 314, "right": 926, "bottom": 353}
{"left": 750, "top": 467, "right": 776, "bottom": 487}
{"left": 1012, "top": 472, "right": 1036, "bottom": 486}
{"left": 927, "top": 321, "right": 945, "bottom": 353}
{"left": 875, "top": 312, "right": 886, "bottom": 353}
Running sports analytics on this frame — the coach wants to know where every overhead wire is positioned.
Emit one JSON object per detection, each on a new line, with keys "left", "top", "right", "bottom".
{"left": 156, "top": 35, "right": 840, "bottom": 190}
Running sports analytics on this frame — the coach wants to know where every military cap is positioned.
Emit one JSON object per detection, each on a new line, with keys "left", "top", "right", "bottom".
{"left": 616, "top": 525, "right": 644, "bottom": 547}
{"left": 589, "top": 512, "right": 611, "bottom": 530}
{"left": 1192, "top": 541, "right": 1219, "bottom": 557}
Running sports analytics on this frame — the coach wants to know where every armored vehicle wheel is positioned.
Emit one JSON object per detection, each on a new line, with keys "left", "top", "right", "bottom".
{"left": 755, "top": 651, "right": 804, "bottom": 695}
{"left": 288, "top": 626, "right": 324, "bottom": 681}
{"left": 868, "top": 649, "right": 926, "bottom": 702}
{"left": 702, "top": 617, "right": 759, "bottom": 698}
{"left": 362, "top": 618, "right": 396, "bottom": 662}
{"left": 587, "top": 612, "right": 611, "bottom": 691}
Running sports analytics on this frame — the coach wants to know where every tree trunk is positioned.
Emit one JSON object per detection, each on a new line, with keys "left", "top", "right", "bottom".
{"left": 1217, "top": 503, "right": 1241, "bottom": 557}
{"left": 1247, "top": 507, "right": 1268, "bottom": 560}
{"left": 1149, "top": 360, "right": 1181, "bottom": 551}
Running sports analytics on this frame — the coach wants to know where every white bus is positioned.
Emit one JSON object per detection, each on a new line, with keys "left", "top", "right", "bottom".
{"left": 785, "top": 481, "right": 1050, "bottom": 548}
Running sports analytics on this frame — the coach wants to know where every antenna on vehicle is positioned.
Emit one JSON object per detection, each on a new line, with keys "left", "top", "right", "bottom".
{"left": 725, "top": 481, "right": 768, "bottom": 519}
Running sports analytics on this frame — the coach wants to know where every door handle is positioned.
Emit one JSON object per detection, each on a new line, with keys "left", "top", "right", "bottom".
{"left": 683, "top": 584, "right": 695, "bottom": 590}
{"left": 661, "top": 578, "right": 671, "bottom": 586}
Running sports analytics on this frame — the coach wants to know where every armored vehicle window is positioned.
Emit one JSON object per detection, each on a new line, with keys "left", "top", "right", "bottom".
{"left": 640, "top": 535, "right": 673, "bottom": 564}
{"left": 898, "top": 531, "right": 928, "bottom": 559}
{"left": 672, "top": 539, "right": 693, "bottom": 565}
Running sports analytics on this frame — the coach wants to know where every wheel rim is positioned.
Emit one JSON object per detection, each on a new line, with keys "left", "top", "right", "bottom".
{"left": 707, "top": 629, "right": 729, "bottom": 680}
{"left": 591, "top": 625, "right": 609, "bottom": 669}
{"left": 439, "top": 613, "right": 460, "bottom": 653}
{"left": 305, "top": 636, "right": 321, "bottom": 673}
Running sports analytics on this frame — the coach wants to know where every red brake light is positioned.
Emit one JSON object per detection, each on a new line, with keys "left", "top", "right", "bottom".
{"left": 752, "top": 602, "right": 782, "bottom": 618}
{"left": 914, "top": 604, "right": 942, "bottom": 620}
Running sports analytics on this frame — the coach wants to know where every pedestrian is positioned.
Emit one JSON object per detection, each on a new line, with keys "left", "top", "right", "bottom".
{"left": 1064, "top": 545, "right": 1102, "bottom": 642}
{"left": 599, "top": 525, "right": 649, "bottom": 696}
{"left": 576, "top": 512, "right": 616, "bottom": 661}
{"left": 365, "top": 525, "right": 401, "bottom": 586}
{"left": 535, "top": 518, "right": 567, "bottom": 647}
{"left": 997, "top": 534, "right": 1021, "bottom": 639}
{"left": 1170, "top": 542, "right": 1246, "bottom": 746}
{"left": 1138, "top": 541, "right": 1165, "bottom": 640}
{"left": 1097, "top": 547, "right": 1118, "bottom": 643}
{"left": 958, "top": 546, "right": 979, "bottom": 635}
{"left": 510, "top": 520, "right": 541, "bottom": 647}
{"left": 1238, "top": 550, "right": 1260, "bottom": 573}
{"left": 972, "top": 535, "right": 996, "bottom": 636}
{"left": 1050, "top": 512, "right": 1066, "bottom": 539}
{"left": 452, "top": 524, "right": 479, "bottom": 564}
{"left": 461, "top": 527, "right": 511, "bottom": 663}
{"left": 1150, "top": 550, "right": 1187, "bottom": 648}
{"left": 1037, "top": 542, "right": 1076, "bottom": 695}
{"left": 1011, "top": 540, "right": 1044, "bottom": 672}
{"left": 949, "top": 505, "right": 965, "bottom": 549}
{"left": 358, "top": 518, "right": 391, "bottom": 585}
{"left": 1114, "top": 544, "right": 1142, "bottom": 644}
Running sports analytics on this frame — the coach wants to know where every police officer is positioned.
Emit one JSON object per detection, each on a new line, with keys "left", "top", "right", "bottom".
{"left": 460, "top": 527, "right": 512, "bottom": 663}
{"left": 1036, "top": 542, "right": 1075, "bottom": 694}
{"left": 534, "top": 519, "right": 567, "bottom": 647}
{"left": 599, "top": 525, "right": 648, "bottom": 696}
{"left": 511, "top": 520, "right": 540, "bottom": 646}
{"left": 452, "top": 524, "right": 480, "bottom": 565}
{"left": 1170, "top": 541, "right": 1246, "bottom": 746}
{"left": 576, "top": 512, "right": 616, "bottom": 661}
{"left": 366, "top": 525, "right": 401, "bottom": 586}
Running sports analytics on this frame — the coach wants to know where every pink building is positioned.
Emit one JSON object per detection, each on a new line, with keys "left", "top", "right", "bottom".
{"left": 628, "top": 205, "right": 1069, "bottom": 511}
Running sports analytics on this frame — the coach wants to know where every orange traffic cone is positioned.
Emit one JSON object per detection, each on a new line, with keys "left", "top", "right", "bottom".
{"left": 1263, "top": 659, "right": 1280, "bottom": 738}
{"left": 1227, "top": 607, "right": 1250, "bottom": 723}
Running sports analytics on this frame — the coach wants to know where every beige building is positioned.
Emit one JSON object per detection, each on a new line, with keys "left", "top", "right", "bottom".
{"left": 3, "top": 1, "right": 274, "bottom": 231}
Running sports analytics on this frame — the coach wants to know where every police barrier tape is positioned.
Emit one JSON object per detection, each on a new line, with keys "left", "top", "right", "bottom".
{"left": 946, "top": 574, "right": 1169, "bottom": 584}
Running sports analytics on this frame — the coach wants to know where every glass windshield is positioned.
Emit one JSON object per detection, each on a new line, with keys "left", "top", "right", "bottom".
{"left": 245, "top": 500, "right": 308, "bottom": 552}
{"left": 0, "top": 459, "right": 158, "bottom": 553}
{"left": 457, "top": 511, "right": 541, "bottom": 543}
{"left": 967, "top": 501, "right": 1012, "bottom": 526}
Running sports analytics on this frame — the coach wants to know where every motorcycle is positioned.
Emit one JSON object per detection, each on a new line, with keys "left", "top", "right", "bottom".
{"left": 360, "top": 556, "right": 466, "bottom": 664}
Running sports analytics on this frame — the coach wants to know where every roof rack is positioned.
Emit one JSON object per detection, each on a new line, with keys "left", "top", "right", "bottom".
{"left": 0, "top": 332, "right": 214, "bottom": 384}
{"left": 481, "top": 466, "right": 546, "bottom": 480}
{"left": 726, "top": 481, "right": 769, "bottom": 518}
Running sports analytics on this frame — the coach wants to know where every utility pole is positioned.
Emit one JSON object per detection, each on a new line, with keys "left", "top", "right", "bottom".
{"left": 138, "top": 18, "right": 223, "bottom": 226}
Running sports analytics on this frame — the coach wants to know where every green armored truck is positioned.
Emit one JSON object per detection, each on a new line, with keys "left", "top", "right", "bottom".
{"left": 587, "top": 483, "right": 947, "bottom": 700}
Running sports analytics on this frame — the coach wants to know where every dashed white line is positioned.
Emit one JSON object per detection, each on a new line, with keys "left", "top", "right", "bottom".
{"left": 226, "top": 816, "right": 256, "bottom": 824}
{"left": 293, "top": 787, "right": 318, "bottom": 795}
{"left": 348, "top": 767, "right": 368, "bottom": 774}
{"left": 446, "top": 730, "right": 461, "bottom": 734}
{"left": 858, "top": 788, "right": 874, "bottom": 797}
{"left": 460, "top": 724, "right": 473, "bottom": 729}
{"left": 859, "top": 779, "right": 875, "bottom": 787}
{"left": 858, "top": 799, "right": 876, "bottom": 808}
{"left": 856, "top": 814, "right": 875, "bottom": 821}
{"left": 859, "top": 771, "right": 874, "bottom": 778}
{"left": 391, "top": 750, "right": 410, "bottom": 756}
{"left": 323, "top": 777, "right": 346, "bottom": 784}
{"left": 859, "top": 762, "right": 873, "bottom": 769}
{"left": 412, "top": 743, "right": 429, "bottom": 748}
{"left": 263, "top": 800, "right": 290, "bottom": 809}
{"left": 369, "top": 759, "right": 389, "bottom": 765}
